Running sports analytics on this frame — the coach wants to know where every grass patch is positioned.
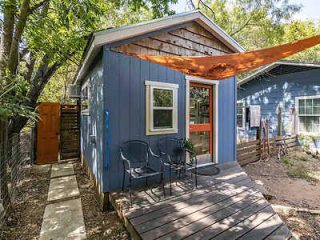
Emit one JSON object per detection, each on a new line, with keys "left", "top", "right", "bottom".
{"left": 297, "top": 155, "right": 309, "bottom": 162}
{"left": 282, "top": 156, "right": 293, "bottom": 166}
{"left": 288, "top": 164, "right": 319, "bottom": 182}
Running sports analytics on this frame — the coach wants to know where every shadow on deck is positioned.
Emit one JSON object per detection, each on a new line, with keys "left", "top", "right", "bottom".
{"left": 110, "top": 162, "right": 294, "bottom": 240}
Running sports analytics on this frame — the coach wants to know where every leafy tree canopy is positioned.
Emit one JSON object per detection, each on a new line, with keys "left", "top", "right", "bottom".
{"left": 193, "top": 0, "right": 320, "bottom": 78}
{"left": 0, "top": 0, "right": 176, "bottom": 130}
{"left": 197, "top": 0, "right": 302, "bottom": 49}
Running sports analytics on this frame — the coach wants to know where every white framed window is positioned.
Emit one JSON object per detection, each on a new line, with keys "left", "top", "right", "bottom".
{"left": 145, "top": 81, "right": 178, "bottom": 135}
{"left": 296, "top": 95, "right": 320, "bottom": 134}
{"left": 81, "top": 79, "right": 90, "bottom": 115}
{"left": 237, "top": 101, "right": 245, "bottom": 129}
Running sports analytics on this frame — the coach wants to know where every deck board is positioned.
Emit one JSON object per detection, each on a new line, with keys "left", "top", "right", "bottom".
{"left": 131, "top": 179, "right": 255, "bottom": 226}
{"left": 140, "top": 189, "right": 262, "bottom": 239}
{"left": 182, "top": 200, "right": 271, "bottom": 240}
{"left": 137, "top": 188, "right": 261, "bottom": 235}
{"left": 126, "top": 173, "right": 250, "bottom": 220}
{"left": 110, "top": 162, "right": 292, "bottom": 240}
{"left": 238, "top": 213, "right": 285, "bottom": 240}
{"left": 209, "top": 205, "right": 275, "bottom": 240}
{"left": 265, "top": 224, "right": 292, "bottom": 240}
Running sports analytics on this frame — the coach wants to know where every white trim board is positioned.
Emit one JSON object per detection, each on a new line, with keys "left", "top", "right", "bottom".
{"left": 185, "top": 75, "right": 219, "bottom": 164}
{"left": 145, "top": 80, "right": 178, "bottom": 135}
{"left": 295, "top": 95, "right": 320, "bottom": 135}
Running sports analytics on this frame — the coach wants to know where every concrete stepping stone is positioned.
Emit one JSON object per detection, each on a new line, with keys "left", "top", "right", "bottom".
{"left": 40, "top": 198, "right": 86, "bottom": 240}
{"left": 48, "top": 175, "right": 80, "bottom": 202}
{"left": 51, "top": 163, "right": 74, "bottom": 178}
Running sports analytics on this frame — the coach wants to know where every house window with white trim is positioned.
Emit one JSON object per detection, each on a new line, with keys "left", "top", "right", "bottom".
{"left": 145, "top": 81, "right": 178, "bottom": 135}
{"left": 297, "top": 96, "right": 320, "bottom": 134}
{"left": 237, "top": 101, "right": 245, "bottom": 129}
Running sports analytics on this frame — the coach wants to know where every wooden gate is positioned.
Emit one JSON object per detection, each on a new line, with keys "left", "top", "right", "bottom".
{"left": 36, "top": 103, "right": 60, "bottom": 164}
{"left": 60, "top": 104, "right": 80, "bottom": 160}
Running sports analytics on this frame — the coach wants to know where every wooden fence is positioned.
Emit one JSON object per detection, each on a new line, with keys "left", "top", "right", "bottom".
{"left": 0, "top": 120, "right": 31, "bottom": 226}
{"left": 237, "top": 135, "right": 299, "bottom": 166}
{"left": 60, "top": 104, "right": 80, "bottom": 160}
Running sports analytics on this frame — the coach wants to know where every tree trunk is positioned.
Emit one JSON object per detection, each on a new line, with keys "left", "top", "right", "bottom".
{"left": 8, "top": 0, "right": 30, "bottom": 74}
{"left": 9, "top": 56, "right": 62, "bottom": 134}
{"left": 0, "top": 0, "right": 16, "bottom": 75}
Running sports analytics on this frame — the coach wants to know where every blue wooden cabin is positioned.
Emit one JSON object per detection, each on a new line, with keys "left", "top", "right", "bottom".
{"left": 73, "top": 10, "right": 244, "bottom": 205}
{"left": 237, "top": 60, "right": 320, "bottom": 142}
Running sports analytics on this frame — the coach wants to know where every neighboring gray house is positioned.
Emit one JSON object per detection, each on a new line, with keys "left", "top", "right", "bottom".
{"left": 72, "top": 10, "right": 244, "bottom": 206}
{"left": 237, "top": 60, "right": 320, "bottom": 142}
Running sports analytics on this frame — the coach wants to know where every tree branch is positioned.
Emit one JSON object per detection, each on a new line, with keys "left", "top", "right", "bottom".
{"left": 9, "top": 54, "right": 62, "bottom": 134}
{"left": 24, "top": 51, "right": 35, "bottom": 82}
{"left": 198, "top": 0, "right": 216, "bottom": 21}
{"left": 230, "top": 3, "right": 260, "bottom": 37}
{"left": 27, "top": 0, "right": 50, "bottom": 15}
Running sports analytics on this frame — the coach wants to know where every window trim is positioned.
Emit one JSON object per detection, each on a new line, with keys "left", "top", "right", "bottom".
{"left": 295, "top": 95, "right": 320, "bottom": 135}
{"left": 237, "top": 100, "right": 246, "bottom": 129}
{"left": 81, "top": 79, "right": 90, "bottom": 115}
{"left": 145, "top": 81, "right": 179, "bottom": 135}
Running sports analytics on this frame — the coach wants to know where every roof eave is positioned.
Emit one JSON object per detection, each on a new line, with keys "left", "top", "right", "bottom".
{"left": 73, "top": 10, "right": 244, "bottom": 84}
{"left": 238, "top": 61, "right": 320, "bottom": 87}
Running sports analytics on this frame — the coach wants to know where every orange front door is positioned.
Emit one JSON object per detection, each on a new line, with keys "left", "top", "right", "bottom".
{"left": 36, "top": 103, "right": 60, "bottom": 164}
{"left": 189, "top": 83, "right": 213, "bottom": 160}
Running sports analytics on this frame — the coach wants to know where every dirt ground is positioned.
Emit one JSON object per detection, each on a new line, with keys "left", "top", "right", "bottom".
{"left": 0, "top": 162, "right": 129, "bottom": 240}
{"left": 243, "top": 150, "right": 320, "bottom": 239}
{"left": 74, "top": 163, "right": 129, "bottom": 240}
{"left": 0, "top": 164, "right": 51, "bottom": 240}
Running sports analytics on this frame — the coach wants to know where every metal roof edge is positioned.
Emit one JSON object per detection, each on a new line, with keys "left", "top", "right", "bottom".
{"left": 237, "top": 61, "right": 320, "bottom": 87}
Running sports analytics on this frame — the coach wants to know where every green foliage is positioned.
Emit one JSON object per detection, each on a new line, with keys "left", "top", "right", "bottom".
{"left": 282, "top": 155, "right": 292, "bottom": 166}
{"left": 281, "top": 20, "right": 320, "bottom": 62}
{"left": 280, "top": 152, "right": 319, "bottom": 182}
{"left": 183, "top": 138, "right": 195, "bottom": 153}
{"left": 312, "top": 135, "right": 320, "bottom": 141}
{"left": 298, "top": 134, "right": 313, "bottom": 151}
{"left": 24, "top": 0, "right": 176, "bottom": 66}
{"left": 0, "top": 0, "right": 176, "bottom": 122}
{"left": 196, "top": 0, "right": 320, "bottom": 79}
{"left": 288, "top": 163, "right": 319, "bottom": 182}
{"left": 39, "top": 64, "right": 77, "bottom": 103}
{"left": 0, "top": 77, "right": 37, "bottom": 121}
{"left": 200, "top": 0, "right": 301, "bottom": 50}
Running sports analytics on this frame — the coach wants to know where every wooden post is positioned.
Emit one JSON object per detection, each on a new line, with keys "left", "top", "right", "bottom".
{"left": 257, "top": 120, "right": 262, "bottom": 160}
{"left": 266, "top": 119, "right": 270, "bottom": 156}
{"left": 291, "top": 108, "right": 297, "bottom": 135}
{"left": 277, "top": 107, "right": 282, "bottom": 137}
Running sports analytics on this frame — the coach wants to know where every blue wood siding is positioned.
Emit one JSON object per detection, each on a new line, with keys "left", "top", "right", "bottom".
{"left": 102, "top": 49, "right": 237, "bottom": 192}
{"left": 218, "top": 77, "right": 237, "bottom": 163}
{"left": 80, "top": 49, "right": 237, "bottom": 192}
{"left": 238, "top": 68, "right": 320, "bottom": 140}
{"left": 103, "top": 49, "right": 186, "bottom": 191}
{"left": 80, "top": 56, "right": 105, "bottom": 191}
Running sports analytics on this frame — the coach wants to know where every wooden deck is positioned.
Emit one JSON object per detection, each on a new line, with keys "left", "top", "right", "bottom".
{"left": 110, "top": 162, "right": 294, "bottom": 240}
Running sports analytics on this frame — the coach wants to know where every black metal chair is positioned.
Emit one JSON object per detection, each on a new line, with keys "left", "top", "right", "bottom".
{"left": 158, "top": 137, "right": 198, "bottom": 195}
{"left": 120, "top": 140, "right": 164, "bottom": 205}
